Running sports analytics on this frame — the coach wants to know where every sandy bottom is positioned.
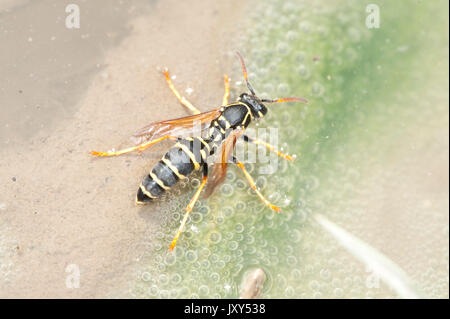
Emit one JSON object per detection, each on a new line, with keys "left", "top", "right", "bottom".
{"left": 0, "top": 0, "right": 247, "bottom": 298}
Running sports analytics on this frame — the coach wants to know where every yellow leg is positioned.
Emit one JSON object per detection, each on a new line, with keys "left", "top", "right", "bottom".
{"left": 91, "top": 135, "right": 175, "bottom": 157}
{"left": 162, "top": 69, "right": 201, "bottom": 115}
{"left": 169, "top": 175, "right": 208, "bottom": 251}
{"left": 244, "top": 135, "right": 296, "bottom": 162}
{"left": 233, "top": 157, "right": 281, "bottom": 213}
{"left": 222, "top": 74, "right": 230, "bottom": 105}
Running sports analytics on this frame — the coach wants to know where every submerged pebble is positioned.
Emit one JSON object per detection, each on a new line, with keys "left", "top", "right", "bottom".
{"left": 239, "top": 268, "right": 266, "bottom": 299}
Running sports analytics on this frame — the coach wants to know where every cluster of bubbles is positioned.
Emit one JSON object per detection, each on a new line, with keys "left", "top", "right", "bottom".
{"left": 132, "top": 0, "right": 448, "bottom": 298}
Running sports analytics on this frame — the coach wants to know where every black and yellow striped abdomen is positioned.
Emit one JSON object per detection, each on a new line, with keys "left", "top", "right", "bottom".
{"left": 136, "top": 137, "right": 205, "bottom": 204}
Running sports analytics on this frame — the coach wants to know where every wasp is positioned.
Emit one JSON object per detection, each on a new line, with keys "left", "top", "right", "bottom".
{"left": 91, "top": 53, "right": 307, "bottom": 250}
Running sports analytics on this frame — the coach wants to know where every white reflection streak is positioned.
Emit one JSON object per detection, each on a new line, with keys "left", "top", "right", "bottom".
{"left": 314, "top": 214, "right": 423, "bottom": 299}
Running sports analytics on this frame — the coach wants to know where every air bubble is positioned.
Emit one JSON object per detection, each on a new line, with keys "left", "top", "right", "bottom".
{"left": 171, "top": 273, "right": 182, "bottom": 284}
{"left": 286, "top": 30, "right": 298, "bottom": 42}
{"left": 235, "top": 249, "right": 244, "bottom": 257}
{"left": 285, "top": 286, "right": 295, "bottom": 297}
{"left": 226, "top": 170, "right": 236, "bottom": 182}
{"left": 191, "top": 178, "right": 200, "bottom": 188}
{"left": 284, "top": 245, "right": 294, "bottom": 255}
{"left": 190, "top": 269, "right": 199, "bottom": 279}
{"left": 235, "top": 180, "right": 246, "bottom": 190}
{"left": 245, "top": 234, "right": 255, "bottom": 245}
{"left": 320, "top": 269, "right": 331, "bottom": 280}
{"left": 269, "top": 255, "right": 279, "bottom": 266}
{"left": 141, "top": 272, "right": 151, "bottom": 282}
{"left": 296, "top": 51, "right": 306, "bottom": 62}
{"left": 215, "top": 215, "right": 225, "bottom": 225}
{"left": 185, "top": 250, "right": 198, "bottom": 263}
{"left": 171, "top": 212, "right": 180, "bottom": 221}
{"left": 201, "top": 259, "right": 211, "bottom": 269}
{"left": 164, "top": 254, "right": 176, "bottom": 266}
{"left": 309, "top": 280, "right": 320, "bottom": 291}
{"left": 277, "top": 83, "right": 290, "bottom": 95}
{"left": 255, "top": 176, "right": 267, "bottom": 190}
{"left": 158, "top": 274, "right": 169, "bottom": 286}
{"left": 198, "top": 285, "right": 210, "bottom": 296}
{"left": 291, "top": 269, "right": 302, "bottom": 280}
{"left": 334, "top": 288, "right": 344, "bottom": 297}
{"left": 220, "top": 183, "right": 234, "bottom": 197}
{"left": 210, "top": 272, "right": 220, "bottom": 282}
{"left": 191, "top": 212, "right": 203, "bottom": 223}
{"left": 287, "top": 255, "right": 297, "bottom": 266}
{"left": 144, "top": 281, "right": 157, "bottom": 293}
{"left": 170, "top": 289, "right": 179, "bottom": 298}
{"left": 209, "top": 253, "right": 219, "bottom": 263}
{"left": 208, "top": 231, "right": 222, "bottom": 244}
{"left": 221, "top": 206, "right": 233, "bottom": 218}
{"left": 235, "top": 201, "right": 246, "bottom": 211}
{"left": 277, "top": 42, "right": 290, "bottom": 55}
{"left": 311, "top": 82, "right": 324, "bottom": 96}
{"left": 228, "top": 241, "right": 239, "bottom": 250}
{"left": 299, "top": 21, "right": 311, "bottom": 33}
{"left": 199, "top": 205, "right": 210, "bottom": 216}
{"left": 297, "top": 64, "right": 310, "bottom": 79}
{"left": 268, "top": 245, "right": 278, "bottom": 255}
{"left": 290, "top": 229, "right": 302, "bottom": 243}
{"left": 235, "top": 233, "right": 244, "bottom": 242}
{"left": 235, "top": 223, "right": 244, "bottom": 233}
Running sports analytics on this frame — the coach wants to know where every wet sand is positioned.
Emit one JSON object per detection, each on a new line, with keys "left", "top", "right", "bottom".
{"left": 0, "top": 0, "right": 247, "bottom": 298}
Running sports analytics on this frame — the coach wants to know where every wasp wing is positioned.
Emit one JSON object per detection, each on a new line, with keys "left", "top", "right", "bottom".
{"left": 203, "top": 128, "right": 244, "bottom": 198}
{"left": 131, "top": 107, "right": 222, "bottom": 145}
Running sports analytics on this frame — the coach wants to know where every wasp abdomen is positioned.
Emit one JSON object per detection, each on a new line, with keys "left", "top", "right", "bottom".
{"left": 152, "top": 160, "right": 179, "bottom": 187}
{"left": 136, "top": 174, "right": 165, "bottom": 202}
{"left": 136, "top": 139, "right": 200, "bottom": 204}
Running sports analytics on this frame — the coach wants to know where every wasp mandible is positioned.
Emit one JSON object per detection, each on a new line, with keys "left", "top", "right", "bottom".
{"left": 91, "top": 53, "right": 308, "bottom": 250}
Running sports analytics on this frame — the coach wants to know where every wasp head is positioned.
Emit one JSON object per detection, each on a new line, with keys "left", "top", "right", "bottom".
{"left": 239, "top": 93, "right": 268, "bottom": 118}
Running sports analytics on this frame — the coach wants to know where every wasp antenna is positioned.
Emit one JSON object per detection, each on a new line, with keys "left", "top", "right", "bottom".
{"left": 236, "top": 52, "right": 256, "bottom": 95}
{"left": 261, "top": 97, "right": 309, "bottom": 104}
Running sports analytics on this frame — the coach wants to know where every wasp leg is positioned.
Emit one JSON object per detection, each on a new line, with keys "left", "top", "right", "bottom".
{"left": 222, "top": 74, "right": 230, "bottom": 105}
{"left": 91, "top": 135, "right": 176, "bottom": 157}
{"left": 243, "top": 135, "right": 296, "bottom": 162}
{"left": 162, "top": 69, "right": 201, "bottom": 115}
{"left": 232, "top": 156, "right": 281, "bottom": 213}
{"left": 169, "top": 165, "right": 208, "bottom": 251}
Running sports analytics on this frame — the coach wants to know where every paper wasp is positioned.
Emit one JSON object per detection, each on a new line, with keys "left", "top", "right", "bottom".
{"left": 91, "top": 53, "right": 308, "bottom": 250}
